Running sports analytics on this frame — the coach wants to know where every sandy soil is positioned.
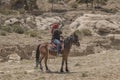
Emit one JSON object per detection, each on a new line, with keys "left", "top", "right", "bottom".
{"left": 0, "top": 49, "right": 120, "bottom": 80}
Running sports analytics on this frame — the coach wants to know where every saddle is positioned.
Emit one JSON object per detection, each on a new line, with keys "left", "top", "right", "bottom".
{"left": 50, "top": 41, "right": 64, "bottom": 52}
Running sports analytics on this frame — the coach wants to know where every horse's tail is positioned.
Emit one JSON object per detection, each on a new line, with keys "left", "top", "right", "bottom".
{"left": 36, "top": 44, "right": 41, "bottom": 67}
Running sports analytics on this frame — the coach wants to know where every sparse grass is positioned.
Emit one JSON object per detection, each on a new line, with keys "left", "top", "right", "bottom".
{"left": 81, "top": 72, "right": 88, "bottom": 77}
{"left": 0, "top": 31, "right": 7, "bottom": 36}
{"left": 0, "top": 24, "right": 27, "bottom": 34}
{"left": 18, "top": 9, "right": 25, "bottom": 14}
{"left": 0, "top": 9, "right": 18, "bottom": 15}
{"left": 75, "top": 63, "right": 81, "bottom": 67}
{"left": 101, "top": 8, "right": 118, "bottom": 14}
{"left": 0, "top": 25, "right": 13, "bottom": 33}
{"left": 71, "top": 2, "right": 78, "bottom": 8}
{"left": 12, "top": 25, "right": 25, "bottom": 34}
{"left": 48, "top": 0, "right": 57, "bottom": 3}
{"left": 38, "top": 77, "right": 45, "bottom": 80}
{"left": 29, "top": 31, "right": 38, "bottom": 37}
{"left": 112, "top": 44, "right": 120, "bottom": 50}
{"left": 25, "top": 30, "right": 41, "bottom": 38}
{"left": 75, "top": 29, "right": 92, "bottom": 37}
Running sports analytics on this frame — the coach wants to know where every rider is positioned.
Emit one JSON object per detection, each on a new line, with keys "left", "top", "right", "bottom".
{"left": 51, "top": 22, "right": 63, "bottom": 56}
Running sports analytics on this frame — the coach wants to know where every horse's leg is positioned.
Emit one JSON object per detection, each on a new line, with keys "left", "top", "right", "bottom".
{"left": 65, "top": 58, "right": 69, "bottom": 72}
{"left": 60, "top": 57, "right": 65, "bottom": 72}
{"left": 39, "top": 55, "right": 45, "bottom": 71}
{"left": 44, "top": 56, "right": 50, "bottom": 72}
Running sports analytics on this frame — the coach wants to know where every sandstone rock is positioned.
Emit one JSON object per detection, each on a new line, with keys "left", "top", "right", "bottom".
{"left": 4, "top": 18, "right": 19, "bottom": 26}
{"left": 70, "top": 14, "right": 120, "bottom": 36}
{"left": 9, "top": 53, "right": 20, "bottom": 61}
{"left": 96, "top": 20, "right": 119, "bottom": 35}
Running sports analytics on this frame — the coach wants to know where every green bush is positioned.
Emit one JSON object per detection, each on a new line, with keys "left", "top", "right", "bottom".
{"left": 12, "top": 25, "right": 25, "bottom": 34}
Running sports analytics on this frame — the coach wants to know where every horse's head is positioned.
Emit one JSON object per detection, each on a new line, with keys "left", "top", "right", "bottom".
{"left": 71, "top": 32, "right": 80, "bottom": 47}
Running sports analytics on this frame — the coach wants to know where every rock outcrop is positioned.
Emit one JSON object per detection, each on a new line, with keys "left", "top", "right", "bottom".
{"left": 3, "top": 15, "right": 64, "bottom": 30}
{"left": 69, "top": 14, "right": 120, "bottom": 56}
{"left": 70, "top": 14, "right": 120, "bottom": 36}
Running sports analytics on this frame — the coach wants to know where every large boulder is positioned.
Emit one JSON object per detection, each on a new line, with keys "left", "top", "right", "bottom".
{"left": 69, "top": 14, "right": 120, "bottom": 55}
{"left": 70, "top": 14, "right": 120, "bottom": 36}
{"left": 4, "top": 18, "right": 20, "bottom": 26}
{"left": 96, "top": 20, "right": 119, "bottom": 35}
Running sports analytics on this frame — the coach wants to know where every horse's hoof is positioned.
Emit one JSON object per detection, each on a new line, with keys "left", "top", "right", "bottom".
{"left": 46, "top": 70, "right": 51, "bottom": 73}
{"left": 66, "top": 69, "right": 70, "bottom": 73}
{"left": 66, "top": 69, "right": 70, "bottom": 72}
{"left": 40, "top": 67, "right": 43, "bottom": 70}
{"left": 60, "top": 70, "right": 64, "bottom": 73}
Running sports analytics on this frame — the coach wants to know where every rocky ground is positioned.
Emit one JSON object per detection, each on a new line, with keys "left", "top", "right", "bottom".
{"left": 0, "top": 0, "right": 120, "bottom": 80}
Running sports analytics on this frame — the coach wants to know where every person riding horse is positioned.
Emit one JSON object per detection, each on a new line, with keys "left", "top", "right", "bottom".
{"left": 35, "top": 32, "right": 80, "bottom": 72}
{"left": 51, "top": 22, "right": 64, "bottom": 56}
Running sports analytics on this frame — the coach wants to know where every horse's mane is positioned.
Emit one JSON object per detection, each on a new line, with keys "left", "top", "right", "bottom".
{"left": 64, "top": 35, "right": 72, "bottom": 48}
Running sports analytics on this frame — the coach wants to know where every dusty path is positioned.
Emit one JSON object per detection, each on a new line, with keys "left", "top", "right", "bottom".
{"left": 0, "top": 50, "right": 120, "bottom": 80}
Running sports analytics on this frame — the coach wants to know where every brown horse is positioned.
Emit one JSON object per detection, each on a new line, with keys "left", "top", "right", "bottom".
{"left": 35, "top": 32, "right": 80, "bottom": 72}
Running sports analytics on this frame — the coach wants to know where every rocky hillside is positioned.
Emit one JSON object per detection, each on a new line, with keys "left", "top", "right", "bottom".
{"left": 69, "top": 14, "right": 120, "bottom": 56}
{"left": 0, "top": 0, "right": 120, "bottom": 61}
{"left": 0, "top": 13, "right": 120, "bottom": 61}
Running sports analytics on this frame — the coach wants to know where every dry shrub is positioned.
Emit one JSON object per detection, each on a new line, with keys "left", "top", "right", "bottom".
{"left": 71, "top": 2, "right": 78, "bottom": 8}
{"left": 0, "top": 31, "right": 7, "bottom": 36}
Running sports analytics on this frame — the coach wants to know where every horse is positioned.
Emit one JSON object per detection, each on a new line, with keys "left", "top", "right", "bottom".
{"left": 35, "top": 32, "right": 80, "bottom": 72}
